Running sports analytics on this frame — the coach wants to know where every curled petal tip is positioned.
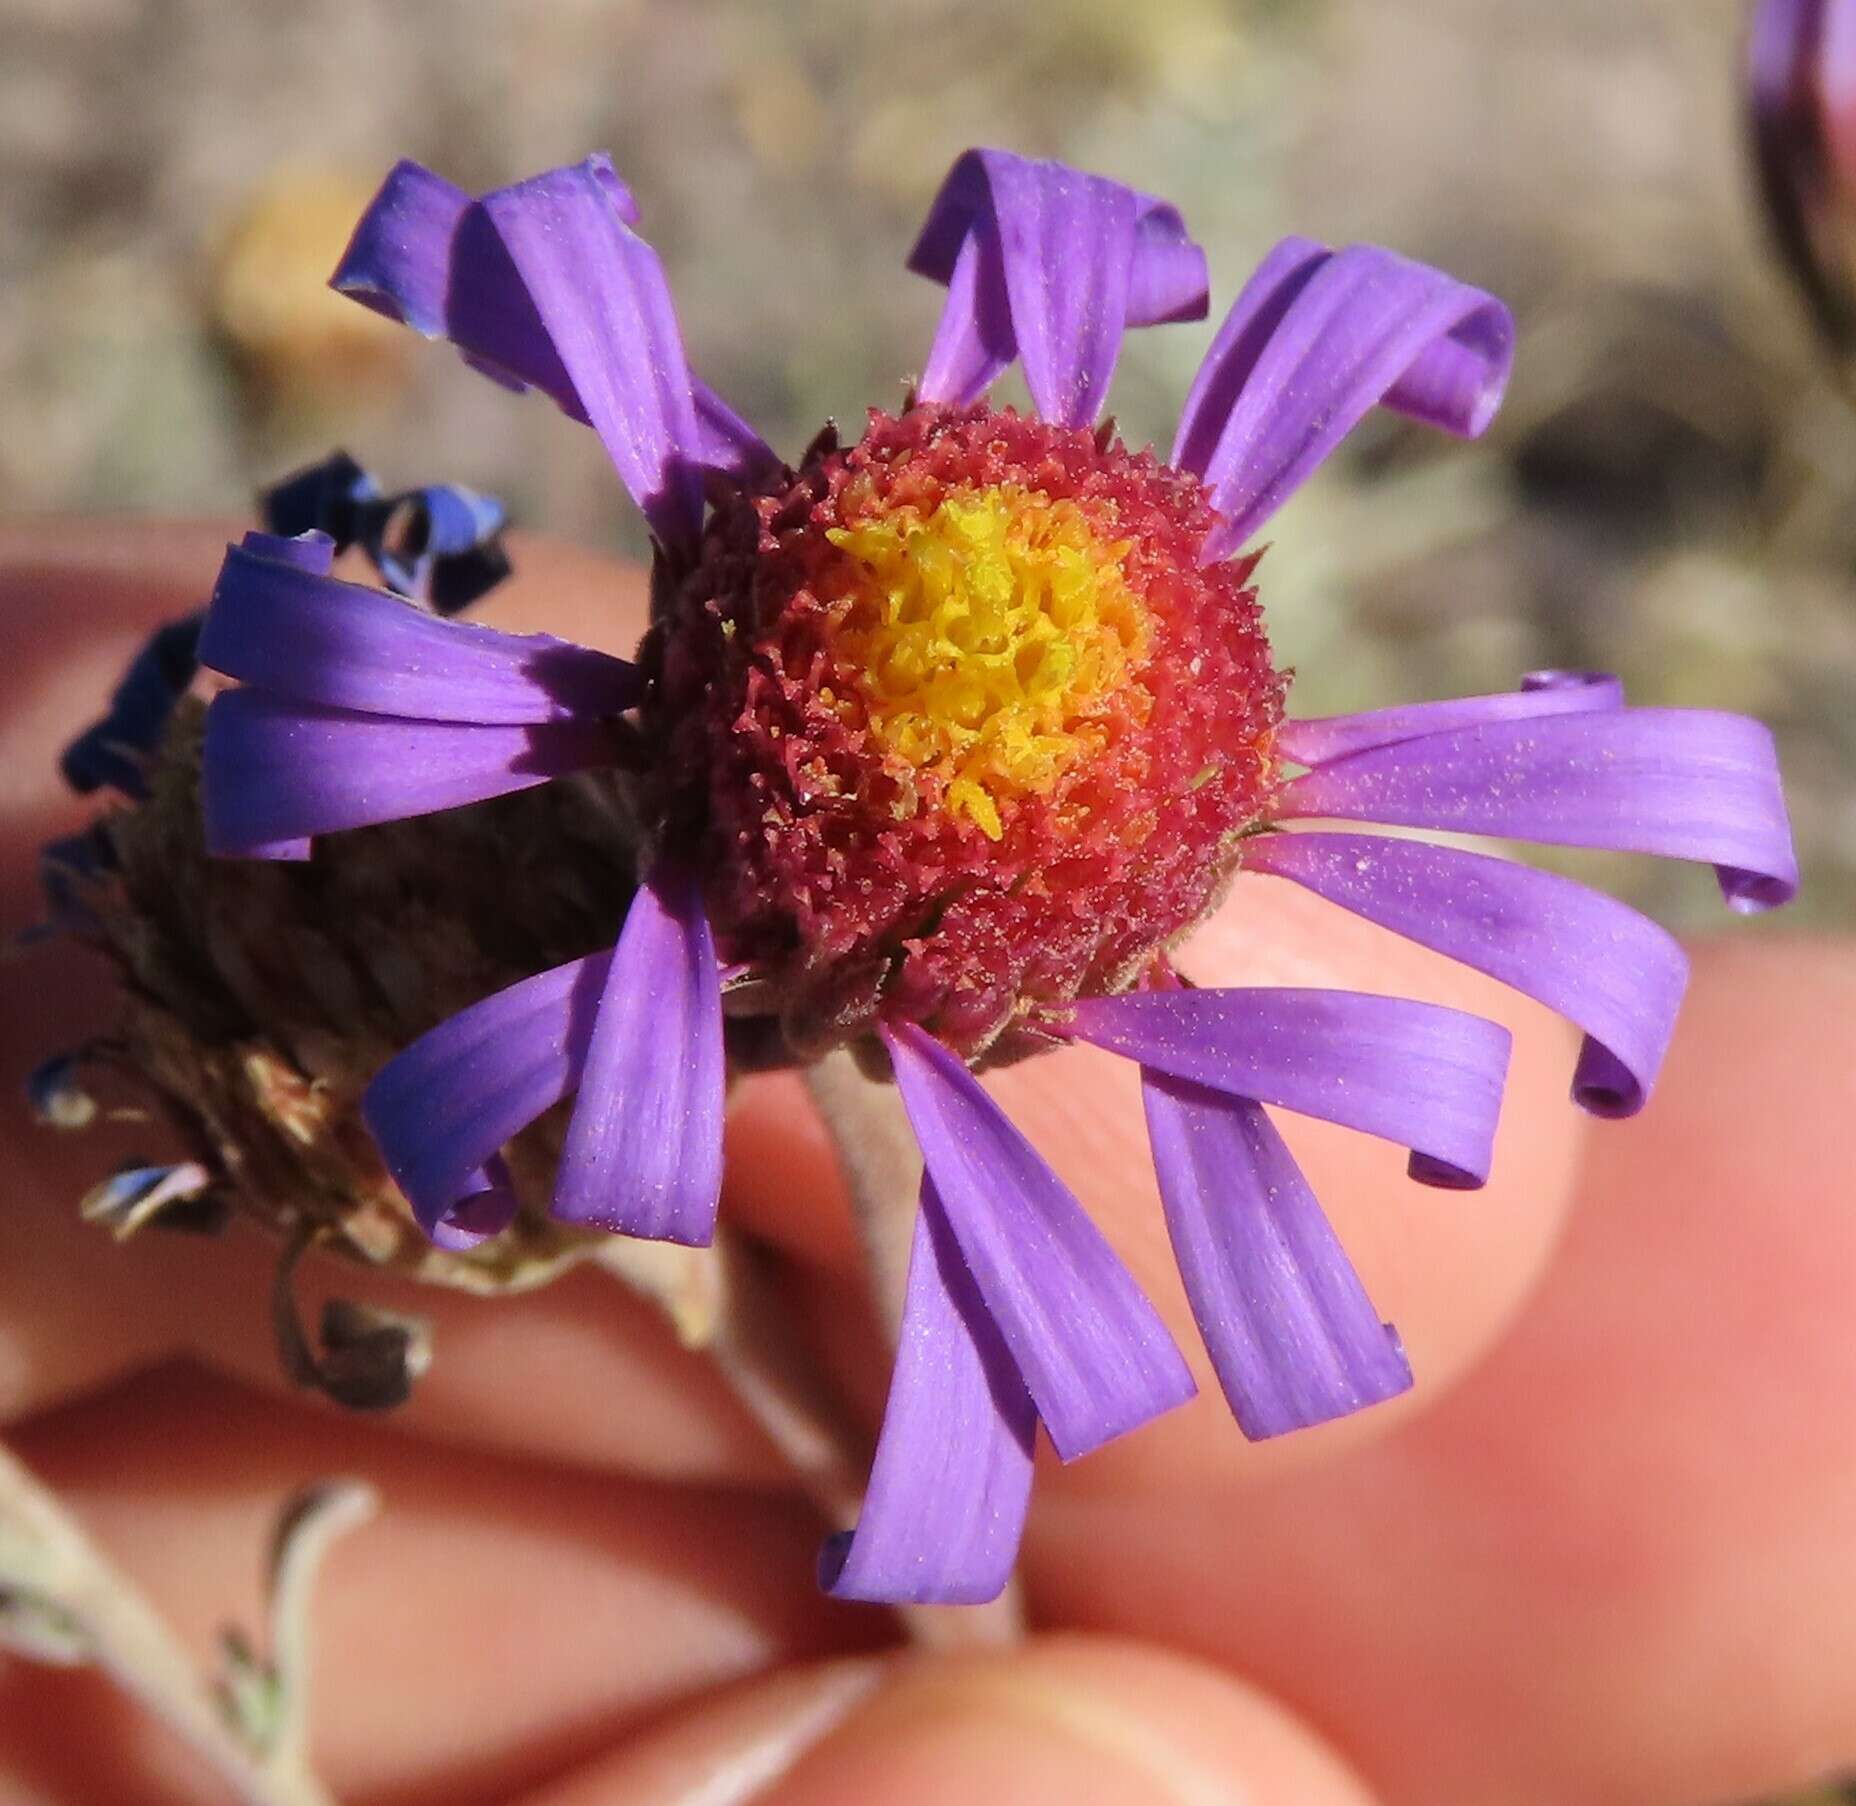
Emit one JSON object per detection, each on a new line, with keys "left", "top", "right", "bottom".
{"left": 912, "top": 147, "right": 1209, "bottom": 426}
{"left": 1175, "top": 238, "right": 1513, "bottom": 556}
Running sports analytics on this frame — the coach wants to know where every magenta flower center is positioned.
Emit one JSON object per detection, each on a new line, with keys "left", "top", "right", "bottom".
{"left": 642, "top": 403, "right": 1285, "bottom": 1057}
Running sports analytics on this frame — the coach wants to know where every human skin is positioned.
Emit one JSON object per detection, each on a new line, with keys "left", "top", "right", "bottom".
{"left": 0, "top": 520, "right": 1850, "bottom": 1806}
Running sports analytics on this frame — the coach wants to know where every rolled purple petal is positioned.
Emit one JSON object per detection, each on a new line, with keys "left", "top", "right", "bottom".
{"left": 1142, "top": 1077, "right": 1412, "bottom": 1439}
{"left": 916, "top": 230, "right": 1015, "bottom": 419}
{"left": 1276, "top": 670, "right": 1624, "bottom": 768}
{"left": 202, "top": 692, "right": 612, "bottom": 851}
{"left": 1125, "top": 193, "right": 1213, "bottom": 326}
{"left": 881, "top": 1021, "right": 1195, "bottom": 1460}
{"left": 1172, "top": 239, "right": 1513, "bottom": 559}
{"left": 910, "top": 147, "right": 1208, "bottom": 427}
{"left": 331, "top": 158, "right": 778, "bottom": 490}
{"left": 363, "top": 952, "right": 611, "bottom": 1240}
{"left": 1244, "top": 832, "right": 1688, "bottom": 1117}
{"left": 427, "top": 1157, "right": 523, "bottom": 1252}
{"left": 687, "top": 384, "right": 783, "bottom": 492}
{"left": 822, "top": 1175, "right": 1037, "bottom": 1604}
{"left": 1277, "top": 709, "right": 1800, "bottom": 913}
{"left": 241, "top": 528, "right": 336, "bottom": 573}
{"left": 200, "top": 538, "right": 638, "bottom": 723}
{"left": 1065, "top": 988, "right": 1511, "bottom": 1189}
{"left": 551, "top": 865, "right": 725, "bottom": 1245}
{"left": 478, "top": 160, "right": 705, "bottom": 547}
{"left": 206, "top": 531, "right": 337, "bottom": 853}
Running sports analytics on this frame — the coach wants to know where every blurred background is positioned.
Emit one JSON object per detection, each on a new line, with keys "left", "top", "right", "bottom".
{"left": 2, "top": 0, "right": 1851, "bottom": 924}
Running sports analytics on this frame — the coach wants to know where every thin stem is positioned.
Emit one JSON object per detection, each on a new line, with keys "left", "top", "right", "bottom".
{"left": 802, "top": 1048, "right": 922, "bottom": 1341}
{"left": 0, "top": 1438, "right": 364, "bottom": 1806}
{"left": 589, "top": 1205, "right": 1026, "bottom": 1650}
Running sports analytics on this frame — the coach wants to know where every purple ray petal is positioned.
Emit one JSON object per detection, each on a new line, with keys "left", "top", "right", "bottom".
{"left": 1065, "top": 989, "right": 1511, "bottom": 1189}
{"left": 207, "top": 532, "right": 337, "bottom": 855}
{"left": 1277, "top": 709, "right": 1799, "bottom": 913}
{"left": 911, "top": 152, "right": 1209, "bottom": 327}
{"left": 331, "top": 158, "right": 777, "bottom": 490}
{"left": 916, "top": 229, "right": 1016, "bottom": 418}
{"left": 478, "top": 160, "right": 705, "bottom": 547}
{"left": 1142, "top": 1077, "right": 1412, "bottom": 1439}
{"left": 910, "top": 148, "right": 1208, "bottom": 426}
{"left": 880, "top": 1021, "right": 1195, "bottom": 1460}
{"left": 363, "top": 953, "right": 611, "bottom": 1239}
{"left": 228, "top": 834, "right": 314, "bottom": 863}
{"left": 1126, "top": 192, "right": 1212, "bottom": 326}
{"left": 200, "top": 538, "right": 638, "bottom": 723}
{"left": 1277, "top": 670, "right": 1624, "bottom": 768}
{"left": 822, "top": 1175, "right": 1037, "bottom": 1604}
{"left": 427, "top": 1157, "right": 523, "bottom": 1252}
{"left": 551, "top": 865, "right": 725, "bottom": 1245}
{"left": 1244, "top": 832, "right": 1688, "bottom": 1117}
{"left": 1172, "top": 240, "right": 1513, "bottom": 559}
{"left": 202, "top": 692, "right": 612, "bottom": 852}
{"left": 240, "top": 528, "right": 336, "bottom": 573}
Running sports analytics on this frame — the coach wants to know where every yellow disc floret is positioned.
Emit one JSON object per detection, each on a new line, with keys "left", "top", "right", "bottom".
{"left": 824, "top": 485, "right": 1148, "bottom": 838}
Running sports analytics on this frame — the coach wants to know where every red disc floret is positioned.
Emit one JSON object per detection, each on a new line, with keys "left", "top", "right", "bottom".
{"left": 639, "top": 403, "right": 1285, "bottom": 1060}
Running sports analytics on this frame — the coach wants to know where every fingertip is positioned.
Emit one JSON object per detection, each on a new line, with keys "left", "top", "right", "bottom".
{"left": 757, "top": 1635, "right": 1379, "bottom": 1806}
{"left": 511, "top": 1638, "right": 1377, "bottom": 1806}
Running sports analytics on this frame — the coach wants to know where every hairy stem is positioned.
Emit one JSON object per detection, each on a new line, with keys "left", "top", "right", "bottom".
{"left": 802, "top": 1048, "right": 922, "bottom": 1341}
{"left": 0, "top": 1439, "right": 369, "bottom": 1806}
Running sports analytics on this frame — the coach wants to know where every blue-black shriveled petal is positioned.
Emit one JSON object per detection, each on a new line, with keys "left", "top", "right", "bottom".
{"left": 262, "top": 451, "right": 513, "bottom": 614}
{"left": 59, "top": 616, "right": 204, "bottom": 799}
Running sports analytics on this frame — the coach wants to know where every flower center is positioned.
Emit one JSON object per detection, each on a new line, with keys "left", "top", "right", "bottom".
{"left": 644, "top": 402, "right": 1285, "bottom": 1060}
{"left": 823, "top": 485, "right": 1148, "bottom": 839}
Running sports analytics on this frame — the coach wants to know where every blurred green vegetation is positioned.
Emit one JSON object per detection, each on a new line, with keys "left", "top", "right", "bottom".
{"left": 2, "top": 0, "right": 1852, "bottom": 927}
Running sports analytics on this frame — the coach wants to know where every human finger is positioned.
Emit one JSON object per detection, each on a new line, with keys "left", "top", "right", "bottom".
{"left": 1030, "top": 937, "right": 1856, "bottom": 1806}
{"left": 510, "top": 1637, "right": 1378, "bottom": 1806}
{"left": 0, "top": 1359, "right": 883, "bottom": 1806}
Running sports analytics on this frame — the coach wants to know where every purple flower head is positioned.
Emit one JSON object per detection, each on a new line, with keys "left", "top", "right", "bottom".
{"left": 192, "top": 147, "right": 1798, "bottom": 1605}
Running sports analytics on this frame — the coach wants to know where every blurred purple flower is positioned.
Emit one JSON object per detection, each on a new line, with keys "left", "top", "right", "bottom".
{"left": 1749, "top": 0, "right": 1856, "bottom": 349}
